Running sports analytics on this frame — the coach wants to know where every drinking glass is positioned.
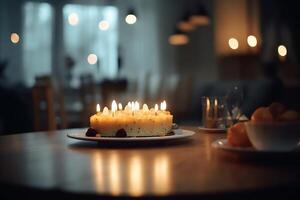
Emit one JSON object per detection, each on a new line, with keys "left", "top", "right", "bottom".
{"left": 201, "top": 96, "right": 228, "bottom": 128}
{"left": 225, "top": 86, "right": 244, "bottom": 125}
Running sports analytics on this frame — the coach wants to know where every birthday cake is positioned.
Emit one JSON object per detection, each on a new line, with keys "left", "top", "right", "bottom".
{"left": 87, "top": 101, "right": 173, "bottom": 137}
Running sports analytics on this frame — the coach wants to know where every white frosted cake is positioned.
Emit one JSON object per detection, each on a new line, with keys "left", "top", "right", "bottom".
{"left": 88, "top": 101, "right": 173, "bottom": 137}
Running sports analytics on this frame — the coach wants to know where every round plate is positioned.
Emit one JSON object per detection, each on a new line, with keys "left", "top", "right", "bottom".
{"left": 198, "top": 126, "right": 227, "bottom": 133}
{"left": 212, "top": 139, "right": 300, "bottom": 155}
{"left": 67, "top": 129, "right": 195, "bottom": 142}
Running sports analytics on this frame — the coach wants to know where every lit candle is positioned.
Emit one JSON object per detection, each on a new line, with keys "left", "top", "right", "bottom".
{"left": 89, "top": 100, "right": 173, "bottom": 137}
{"left": 160, "top": 100, "right": 166, "bottom": 111}
{"left": 118, "top": 103, "right": 123, "bottom": 110}
{"left": 142, "top": 104, "right": 149, "bottom": 111}
{"left": 126, "top": 102, "right": 132, "bottom": 112}
{"left": 135, "top": 101, "right": 140, "bottom": 111}
{"left": 131, "top": 101, "right": 135, "bottom": 116}
{"left": 103, "top": 106, "right": 109, "bottom": 115}
{"left": 206, "top": 98, "right": 210, "bottom": 119}
{"left": 111, "top": 100, "right": 117, "bottom": 117}
{"left": 96, "top": 103, "right": 101, "bottom": 114}
{"left": 214, "top": 98, "right": 218, "bottom": 118}
{"left": 154, "top": 104, "right": 159, "bottom": 115}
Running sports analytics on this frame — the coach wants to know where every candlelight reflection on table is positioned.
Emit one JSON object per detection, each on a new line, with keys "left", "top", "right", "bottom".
{"left": 91, "top": 151, "right": 172, "bottom": 197}
{"left": 153, "top": 154, "right": 171, "bottom": 195}
{"left": 128, "top": 154, "right": 144, "bottom": 196}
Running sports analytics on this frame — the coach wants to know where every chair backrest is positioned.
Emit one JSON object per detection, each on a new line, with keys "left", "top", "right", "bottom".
{"left": 32, "top": 76, "right": 67, "bottom": 131}
{"left": 32, "top": 76, "right": 56, "bottom": 131}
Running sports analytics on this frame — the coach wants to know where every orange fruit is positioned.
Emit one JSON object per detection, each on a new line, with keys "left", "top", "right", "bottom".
{"left": 277, "top": 110, "right": 300, "bottom": 122}
{"left": 227, "top": 122, "right": 252, "bottom": 147}
{"left": 268, "top": 102, "right": 286, "bottom": 119}
{"left": 251, "top": 107, "right": 273, "bottom": 122}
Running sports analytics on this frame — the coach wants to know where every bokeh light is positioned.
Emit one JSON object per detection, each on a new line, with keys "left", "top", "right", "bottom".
{"left": 125, "top": 14, "right": 137, "bottom": 25}
{"left": 278, "top": 45, "right": 287, "bottom": 57}
{"left": 177, "top": 21, "right": 195, "bottom": 32}
{"left": 87, "top": 54, "right": 98, "bottom": 65}
{"left": 168, "top": 34, "right": 189, "bottom": 46}
{"left": 10, "top": 33, "right": 20, "bottom": 44}
{"left": 68, "top": 13, "right": 79, "bottom": 26}
{"left": 98, "top": 20, "right": 110, "bottom": 30}
{"left": 228, "top": 38, "right": 239, "bottom": 50}
{"left": 247, "top": 35, "right": 257, "bottom": 47}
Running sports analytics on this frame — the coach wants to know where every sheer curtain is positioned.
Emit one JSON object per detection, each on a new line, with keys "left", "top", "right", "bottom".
{"left": 63, "top": 4, "right": 118, "bottom": 88}
{"left": 23, "top": 2, "right": 53, "bottom": 87}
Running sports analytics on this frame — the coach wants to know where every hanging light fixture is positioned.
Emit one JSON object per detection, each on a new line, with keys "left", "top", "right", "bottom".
{"left": 168, "top": 28, "right": 189, "bottom": 46}
{"left": 189, "top": 5, "right": 210, "bottom": 26}
{"left": 177, "top": 12, "right": 195, "bottom": 32}
{"left": 125, "top": 8, "right": 137, "bottom": 25}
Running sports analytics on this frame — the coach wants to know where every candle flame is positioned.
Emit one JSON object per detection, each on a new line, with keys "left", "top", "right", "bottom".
{"left": 154, "top": 104, "right": 159, "bottom": 112}
{"left": 160, "top": 100, "right": 167, "bottom": 111}
{"left": 135, "top": 101, "right": 140, "bottom": 111}
{"left": 214, "top": 99, "right": 218, "bottom": 107}
{"left": 112, "top": 100, "right": 117, "bottom": 113}
{"left": 142, "top": 104, "right": 149, "bottom": 111}
{"left": 103, "top": 107, "right": 109, "bottom": 114}
{"left": 118, "top": 103, "right": 123, "bottom": 110}
{"left": 206, "top": 98, "right": 210, "bottom": 108}
{"left": 128, "top": 102, "right": 132, "bottom": 109}
{"left": 124, "top": 105, "right": 129, "bottom": 111}
{"left": 96, "top": 104, "right": 101, "bottom": 112}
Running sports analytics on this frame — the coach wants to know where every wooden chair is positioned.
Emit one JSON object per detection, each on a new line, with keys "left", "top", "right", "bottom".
{"left": 32, "top": 76, "right": 67, "bottom": 131}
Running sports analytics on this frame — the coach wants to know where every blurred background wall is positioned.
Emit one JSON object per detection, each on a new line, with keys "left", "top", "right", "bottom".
{"left": 0, "top": 0, "right": 299, "bottom": 134}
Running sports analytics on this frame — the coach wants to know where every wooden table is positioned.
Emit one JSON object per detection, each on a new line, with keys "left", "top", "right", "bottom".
{"left": 0, "top": 127, "right": 300, "bottom": 200}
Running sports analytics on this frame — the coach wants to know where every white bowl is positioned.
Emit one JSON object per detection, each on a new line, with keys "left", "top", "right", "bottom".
{"left": 245, "top": 122, "right": 300, "bottom": 151}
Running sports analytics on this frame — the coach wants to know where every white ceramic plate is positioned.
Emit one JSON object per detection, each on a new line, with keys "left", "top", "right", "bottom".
{"left": 198, "top": 126, "right": 227, "bottom": 133}
{"left": 212, "top": 138, "right": 300, "bottom": 154}
{"left": 67, "top": 129, "right": 195, "bottom": 142}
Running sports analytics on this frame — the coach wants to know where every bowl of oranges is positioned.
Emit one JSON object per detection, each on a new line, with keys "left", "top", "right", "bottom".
{"left": 228, "top": 103, "right": 300, "bottom": 151}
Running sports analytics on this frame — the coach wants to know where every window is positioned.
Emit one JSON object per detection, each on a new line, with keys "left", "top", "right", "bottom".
{"left": 63, "top": 4, "right": 118, "bottom": 88}
{"left": 23, "top": 2, "right": 53, "bottom": 86}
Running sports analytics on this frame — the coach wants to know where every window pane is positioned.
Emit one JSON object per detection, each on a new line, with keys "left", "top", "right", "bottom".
{"left": 63, "top": 4, "right": 118, "bottom": 88}
{"left": 23, "top": 2, "right": 53, "bottom": 87}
